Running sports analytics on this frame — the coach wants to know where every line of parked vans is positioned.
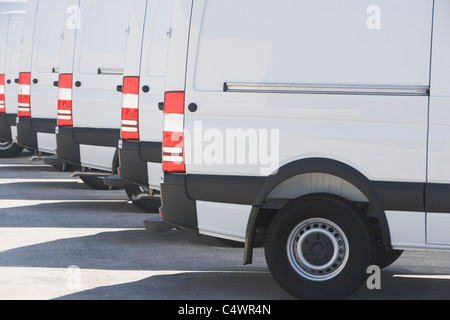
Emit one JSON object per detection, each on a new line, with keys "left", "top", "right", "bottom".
{"left": 2, "top": 0, "right": 450, "bottom": 300}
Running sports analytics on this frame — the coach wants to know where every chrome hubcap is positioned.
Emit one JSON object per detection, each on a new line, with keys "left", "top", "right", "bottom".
{"left": 287, "top": 218, "right": 349, "bottom": 281}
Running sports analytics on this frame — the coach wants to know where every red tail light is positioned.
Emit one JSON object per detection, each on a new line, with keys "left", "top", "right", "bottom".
{"left": 57, "top": 74, "right": 73, "bottom": 127}
{"left": 0, "top": 74, "right": 5, "bottom": 114}
{"left": 18, "top": 72, "right": 31, "bottom": 117}
{"left": 120, "top": 76, "right": 139, "bottom": 141}
{"left": 162, "top": 91, "right": 185, "bottom": 173}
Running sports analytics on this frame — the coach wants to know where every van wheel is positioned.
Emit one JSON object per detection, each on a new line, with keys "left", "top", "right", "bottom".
{"left": 0, "top": 139, "right": 24, "bottom": 158}
{"left": 265, "top": 194, "right": 376, "bottom": 300}
{"left": 125, "top": 185, "right": 161, "bottom": 213}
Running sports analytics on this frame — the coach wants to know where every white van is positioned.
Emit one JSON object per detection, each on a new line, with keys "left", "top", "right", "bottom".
{"left": 16, "top": 0, "right": 68, "bottom": 158}
{"left": 159, "top": 0, "right": 450, "bottom": 299}
{"left": 112, "top": 0, "right": 174, "bottom": 212}
{"left": 0, "top": 7, "right": 26, "bottom": 158}
{"left": 56, "top": 0, "right": 135, "bottom": 189}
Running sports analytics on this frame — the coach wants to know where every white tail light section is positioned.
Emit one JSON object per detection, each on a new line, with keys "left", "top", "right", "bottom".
{"left": 0, "top": 74, "right": 4, "bottom": 113}
{"left": 162, "top": 91, "right": 185, "bottom": 173}
{"left": 18, "top": 73, "right": 31, "bottom": 117}
{"left": 121, "top": 76, "right": 139, "bottom": 140}
{"left": 57, "top": 74, "right": 73, "bottom": 127}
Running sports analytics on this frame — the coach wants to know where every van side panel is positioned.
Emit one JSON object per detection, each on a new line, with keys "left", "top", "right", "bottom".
{"left": 172, "top": 0, "right": 436, "bottom": 250}
{"left": 196, "top": 201, "right": 251, "bottom": 242}
{"left": 193, "top": 0, "right": 432, "bottom": 90}
{"left": 184, "top": 0, "right": 432, "bottom": 184}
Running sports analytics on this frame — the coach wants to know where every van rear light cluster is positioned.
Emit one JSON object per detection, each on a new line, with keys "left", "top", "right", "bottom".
{"left": 0, "top": 74, "right": 5, "bottom": 113}
{"left": 18, "top": 72, "right": 31, "bottom": 117}
{"left": 162, "top": 91, "right": 185, "bottom": 173}
{"left": 57, "top": 74, "right": 73, "bottom": 127}
{"left": 121, "top": 76, "right": 139, "bottom": 140}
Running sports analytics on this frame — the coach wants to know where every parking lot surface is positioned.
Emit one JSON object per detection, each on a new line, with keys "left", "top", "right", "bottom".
{"left": 1, "top": 151, "right": 450, "bottom": 300}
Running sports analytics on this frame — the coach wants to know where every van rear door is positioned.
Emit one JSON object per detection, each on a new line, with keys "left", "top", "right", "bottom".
{"left": 26, "top": 0, "right": 67, "bottom": 153}
{"left": 71, "top": 0, "right": 134, "bottom": 170}
{"left": 139, "top": 0, "right": 174, "bottom": 189}
{"left": 0, "top": 13, "right": 9, "bottom": 118}
{"left": 3, "top": 12, "right": 25, "bottom": 141}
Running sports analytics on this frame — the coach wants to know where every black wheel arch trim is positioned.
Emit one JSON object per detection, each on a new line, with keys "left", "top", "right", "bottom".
{"left": 244, "top": 158, "right": 397, "bottom": 264}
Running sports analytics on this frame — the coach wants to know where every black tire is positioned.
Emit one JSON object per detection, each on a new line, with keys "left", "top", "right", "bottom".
{"left": 125, "top": 185, "right": 161, "bottom": 213}
{"left": 80, "top": 175, "right": 110, "bottom": 190}
{"left": 376, "top": 247, "right": 403, "bottom": 270}
{"left": 0, "top": 139, "right": 24, "bottom": 158}
{"left": 265, "top": 194, "right": 376, "bottom": 300}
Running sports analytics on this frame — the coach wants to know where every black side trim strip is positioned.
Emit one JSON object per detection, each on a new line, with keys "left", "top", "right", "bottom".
{"left": 140, "top": 141, "right": 162, "bottom": 163}
{"left": 426, "top": 184, "right": 450, "bottom": 213}
{"left": 73, "top": 128, "right": 120, "bottom": 148}
{"left": 186, "top": 175, "right": 264, "bottom": 205}
{"left": 372, "top": 181, "right": 425, "bottom": 212}
{"left": 184, "top": 159, "right": 394, "bottom": 249}
{"left": 32, "top": 118, "right": 57, "bottom": 134}
{"left": 5, "top": 114, "right": 16, "bottom": 127}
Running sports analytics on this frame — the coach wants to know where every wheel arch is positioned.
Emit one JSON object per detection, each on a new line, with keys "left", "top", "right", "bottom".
{"left": 244, "top": 158, "right": 391, "bottom": 265}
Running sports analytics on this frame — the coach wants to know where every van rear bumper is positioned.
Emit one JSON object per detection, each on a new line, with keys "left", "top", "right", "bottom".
{"left": 17, "top": 118, "right": 38, "bottom": 150}
{"left": 118, "top": 139, "right": 162, "bottom": 187}
{"left": 56, "top": 126, "right": 80, "bottom": 165}
{"left": 160, "top": 173, "right": 198, "bottom": 231}
{"left": 118, "top": 140, "right": 149, "bottom": 186}
{"left": 0, "top": 113, "right": 15, "bottom": 141}
{"left": 17, "top": 117, "right": 57, "bottom": 151}
{"left": 56, "top": 126, "right": 120, "bottom": 166}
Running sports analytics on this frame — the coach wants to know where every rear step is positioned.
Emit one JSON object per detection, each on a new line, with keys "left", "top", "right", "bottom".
{"left": 70, "top": 171, "right": 111, "bottom": 178}
{"left": 103, "top": 174, "right": 131, "bottom": 188}
{"left": 43, "top": 155, "right": 74, "bottom": 172}
{"left": 143, "top": 214, "right": 176, "bottom": 233}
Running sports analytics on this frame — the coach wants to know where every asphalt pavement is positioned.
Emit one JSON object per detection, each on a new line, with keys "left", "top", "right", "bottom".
{"left": 1, "top": 150, "right": 450, "bottom": 300}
